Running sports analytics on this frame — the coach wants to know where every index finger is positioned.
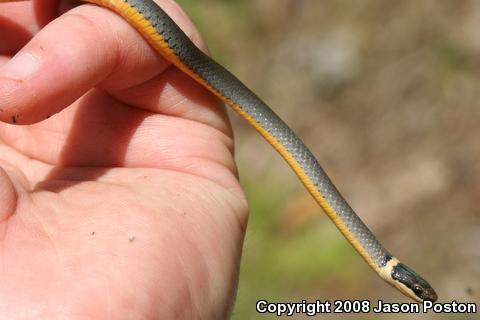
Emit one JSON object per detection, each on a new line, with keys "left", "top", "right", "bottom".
{"left": 0, "top": 0, "right": 81, "bottom": 54}
{"left": 0, "top": 0, "right": 36, "bottom": 54}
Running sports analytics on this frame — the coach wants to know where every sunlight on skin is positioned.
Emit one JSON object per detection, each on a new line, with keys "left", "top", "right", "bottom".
{"left": 0, "top": 1, "right": 247, "bottom": 318}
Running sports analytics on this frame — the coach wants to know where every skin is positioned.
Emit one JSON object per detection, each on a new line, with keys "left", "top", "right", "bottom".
{"left": 0, "top": 0, "right": 247, "bottom": 318}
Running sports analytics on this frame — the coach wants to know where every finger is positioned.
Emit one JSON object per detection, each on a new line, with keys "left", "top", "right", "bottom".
{"left": 0, "top": 70, "right": 234, "bottom": 167}
{"left": 0, "top": 0, "right": 80, "bottom": 55}
{"left": 112, "top": 66, "right": 231, "bottom": 136}
{"left": 33, "top": 0, "right": 84, "bottom": 27}
{"left": 0, "top": 1, "right": 36, "bottom": 54}
{"left": 32, "top": 0, "right": 61, "bottom": 27}
{"left": 0, "top": 0, "right": 208, "bottom": 124}
{"left": 0, "top": 90, "right": 237, "bottom": 187}
{"left": 0, "top": 165, "right": 17, "bottom": 223}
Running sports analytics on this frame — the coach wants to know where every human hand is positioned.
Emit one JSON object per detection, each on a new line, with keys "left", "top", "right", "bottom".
{"left": 0, "top": 1, "right": 247, "bottom": 318}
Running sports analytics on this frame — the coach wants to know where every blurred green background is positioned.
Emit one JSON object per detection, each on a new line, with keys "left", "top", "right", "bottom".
{"left": 176, "top": 1, "right": 479, "bottom": 319}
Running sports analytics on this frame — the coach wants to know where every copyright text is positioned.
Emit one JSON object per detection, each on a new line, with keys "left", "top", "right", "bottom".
{"left": 255, "top": 299, "right": 477, "bottom": 316}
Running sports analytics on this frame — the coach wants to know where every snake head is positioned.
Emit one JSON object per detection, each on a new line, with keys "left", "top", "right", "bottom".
{"left": 391, "top": 262, "right": 437, "bottom": 302}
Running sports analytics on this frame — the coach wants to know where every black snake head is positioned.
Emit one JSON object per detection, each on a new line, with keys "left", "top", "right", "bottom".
{"left": 391, "top": 262, "right": 438, "bottom": 302}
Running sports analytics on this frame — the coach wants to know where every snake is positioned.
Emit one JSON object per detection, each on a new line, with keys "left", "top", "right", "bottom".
{"left": 1, "top": 0, "right": 437, "bottom": 302}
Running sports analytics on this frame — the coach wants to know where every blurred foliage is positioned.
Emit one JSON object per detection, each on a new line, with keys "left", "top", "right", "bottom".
{"left": 176, "top": 1, "right": 480, "bottom": 319}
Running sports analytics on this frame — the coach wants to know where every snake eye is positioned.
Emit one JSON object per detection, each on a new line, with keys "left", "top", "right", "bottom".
{"left": 413, "top": 285, "right": 423, "bottom": 295}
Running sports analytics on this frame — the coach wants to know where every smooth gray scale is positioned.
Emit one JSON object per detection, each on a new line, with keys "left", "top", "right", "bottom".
{"left": 128, "top": 0, "right": 391, "bottom": 267}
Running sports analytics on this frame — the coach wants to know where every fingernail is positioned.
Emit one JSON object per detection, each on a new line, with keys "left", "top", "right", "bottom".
{"left": 0, "top": 53, "right": 40, "bottom": 80}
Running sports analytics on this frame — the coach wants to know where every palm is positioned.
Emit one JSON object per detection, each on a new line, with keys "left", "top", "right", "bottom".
{"left": 0, "top": 1, "right": 247, "bottom": 318}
